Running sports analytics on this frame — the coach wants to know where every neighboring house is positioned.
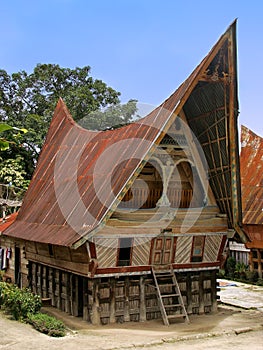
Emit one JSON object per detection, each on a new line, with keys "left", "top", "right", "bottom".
{"left": 0, "top": 183, "right": 26, "bottom": 286}
{"left": 228, "top": 240, "right": 250, "bottom": 266}
{"left": 2, "top": 21, "right": 245, "bottom": 325}
{"left": 0, "top": 212, "right": 28, "bottom": 286}
{"left": 239, "top": 125, "right": 263, "bottom": 278}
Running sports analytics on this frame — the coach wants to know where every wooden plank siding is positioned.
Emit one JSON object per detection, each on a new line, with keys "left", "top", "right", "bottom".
{"left": 132, "top": 237, "right": 152, "bottom": 266}
{"left": 28, "top": 261, "right": 219, "bottom": 324}
{"left": 93, "top": 234, "right": 225, "bottom": 270}
{"left": 174, "top": 236, "right": 192, "bottom": 264}
{"left": 95, "top": 238, "right": 118, "bottom": 268}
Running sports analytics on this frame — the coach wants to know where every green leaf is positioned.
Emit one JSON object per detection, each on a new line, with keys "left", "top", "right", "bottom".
{"left": 0, "top": 123, "right": 13, "bottom": 133}
{"left": 12, "top": 127, "right": 28, "bottom": 133}
{"left": 0, "top": 139, "right": 10, "bottom": 151}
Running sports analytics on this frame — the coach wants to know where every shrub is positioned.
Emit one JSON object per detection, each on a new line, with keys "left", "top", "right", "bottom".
{"left": 234, "top": 262, "right": 248, "bottom": 280}
{"left": 0, "top": 282, "right": 41, "bottom": 320}
{"left": 226, "top": 256, "right": 236, "bottom": 278}
{"left": 246, "top": 270, "right": 259, "bottom": 283}
{"left": 256, "top": 278, "right": 263, "bottom": 286}
{"left": 218, "top": 269, "right": 226, "bottom": 278}
{"left": 0, "top": 282, "right": 65, "bottom": 337}
{"left": 27, "top": 312, "right": 66, "bottom": 337}
{"left": 0, "top": 271, "right": 4, "bottom": 282}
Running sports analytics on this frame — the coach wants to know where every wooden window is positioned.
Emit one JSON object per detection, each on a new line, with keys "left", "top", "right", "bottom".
{"left": 191, "top": 236, "right": 205, "bottom": 262}
{"left": 117, "top": 238, "right": 133, "bottom": 266}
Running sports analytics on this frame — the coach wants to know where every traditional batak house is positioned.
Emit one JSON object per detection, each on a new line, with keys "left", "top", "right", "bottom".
{"left": 0, "top": 185, "right": 25, "bottom": 286}
{"left": 239, "top": 126, "right": 263, "bottom": 278}
{"left": 3, "top": 21, "right": 246, "bottom": 325}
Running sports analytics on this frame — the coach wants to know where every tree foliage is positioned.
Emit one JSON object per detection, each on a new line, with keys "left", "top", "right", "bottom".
{"left": 0, "top": 64, "right": 137, "bottom": 181}
{"left": 0, "top": 156, "right": 30, "bottom": 190}
{"left": 0, "top": 123, "right": 27, "bottom": 151}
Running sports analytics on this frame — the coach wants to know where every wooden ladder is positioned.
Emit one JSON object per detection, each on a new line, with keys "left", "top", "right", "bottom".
{"left": 152, "top": 265, "right": 190, "bottom": 326}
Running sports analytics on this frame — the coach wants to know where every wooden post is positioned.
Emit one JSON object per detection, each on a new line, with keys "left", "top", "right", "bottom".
{"left": 186, "top": 274, "right": 192, "bottom": 314}
{"left": 27, "top": 261, "right": 32, "bottom": 290}
{"left": 83, "top": 278, "right": 89, "bottom": 321}
{"left": 42, "top": 266, "right": 47, "bottom": 298}
{"left": 37, "top": 264, "right": 42, "bottom": 297}
{"left": 139, "top": 276, "right": 146, "bottom": 322}
{"left": 91, "top": 279, "right": 101, "bottom": 325}
{"left": 199, "top": 272, "right": 205, "bottom": 314}
{"left": 49, "top": 268, "right": 56, "bottom": 306}
{"left": 69, "top": 274, "right": 74, "bottom": 316}
{"left": 124, "top": 277, "right": 130, "bottom": 322}
{"left": 257, "top": 249, "right": 262, "bottom": 278}
{"left": 109, "top": 277, "right": 116, "bottom": 324}
{"left": 64, "top": 272, "right": 70, "bottom": 313}
{"left": 56, "top": 270, "right": 62, "bottom": 310}
{"left": 211, "top": 270, "right": 218, "bottom": 312}
{"left": 249, "top": 250, "right": 254, "bottom": 272}
{"left": 32, "top": 263, "right": 37, "bottom": 294}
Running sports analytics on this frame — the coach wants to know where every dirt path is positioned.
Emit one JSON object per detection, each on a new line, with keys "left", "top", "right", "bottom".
{"left": 1, "top": 306, "right": 263, "bottom": 350}
{"left": 1, "top": 280, "right": 263, "bottom": 350}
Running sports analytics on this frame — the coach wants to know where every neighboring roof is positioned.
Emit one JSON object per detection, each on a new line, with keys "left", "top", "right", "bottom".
{"left": 0, "top": 212, "right": 18, "bottom": 233}
{"left": 240, "top": 125, "right": 263, "bottom": 225}
{"left": 4, "top": 20, "right": 243, "bottom": 247}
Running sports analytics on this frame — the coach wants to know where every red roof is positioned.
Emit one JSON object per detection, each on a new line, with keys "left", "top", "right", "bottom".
{"left": 0, "top": 212, "right": 18, "bottom": 232}
{"left": 3, "top": 95, "right": 186, "bottom": 246}
{"left": 4, "top": 21, "right": 240, "bottom": 247}
{"left": 240, "top": 125, "right": 263, "bottom": 225}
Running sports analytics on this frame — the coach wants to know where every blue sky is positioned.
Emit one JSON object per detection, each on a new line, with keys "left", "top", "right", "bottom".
{"left": 1, "top": 0, "right": 262, "bottom": 136}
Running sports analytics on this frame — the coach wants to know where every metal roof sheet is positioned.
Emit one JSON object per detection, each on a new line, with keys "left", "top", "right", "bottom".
{"left": 240, "top": 125, "right": 263, "bottom": 225}
{"left": 3, "top": 21, "right": 240, "bottom": 247}
{"left": 0, "top": 212, "right": 18, "bottom": 233}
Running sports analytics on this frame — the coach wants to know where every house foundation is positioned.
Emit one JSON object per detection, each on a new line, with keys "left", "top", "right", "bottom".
{"left": 29, "top": 261, "right": 218, "bottom": 325}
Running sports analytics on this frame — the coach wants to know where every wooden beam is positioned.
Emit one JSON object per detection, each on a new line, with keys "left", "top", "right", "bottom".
{"left": 26, "top": 252, "right": 90, "bottom": 276}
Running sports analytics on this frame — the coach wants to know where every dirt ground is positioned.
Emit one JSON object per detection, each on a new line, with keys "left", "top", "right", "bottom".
{"left": 1, "top": 305, "right": 263, "bottom": 350}
{"left": 1, "top": 280, "right": 263, "bottom": 350}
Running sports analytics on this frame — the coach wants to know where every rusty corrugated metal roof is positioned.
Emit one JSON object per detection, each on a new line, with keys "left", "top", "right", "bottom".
{"left": 4, "top": 21, "right": 240, "bottom": 247}
{"left": 0, "top": 212, "right": 18, "bottom": 233}
{"left": 240, "top": 125, "right": 263, "bottom": 225}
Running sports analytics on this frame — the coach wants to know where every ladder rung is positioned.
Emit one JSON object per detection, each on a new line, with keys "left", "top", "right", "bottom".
{"left": 161, "top": 293, "right": 179, "bottom": 298}
{"left": 167, "top": 314, "right": 186, "bottom": 319}
{"left": 164, "top": 304, "right": 182, "bottom": 308}
{"left": 155, "top": 273, "right": 173, "bottom": 277}
{"left": 151, "top": 266, "right": 189, "bottom": 325}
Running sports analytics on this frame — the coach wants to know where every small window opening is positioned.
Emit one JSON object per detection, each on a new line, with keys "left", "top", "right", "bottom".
{"left": 191, "top": 236, "right": 205, "bottom": 262}
{"left": 118, "top": 238, "right": 133, "bottom": 266}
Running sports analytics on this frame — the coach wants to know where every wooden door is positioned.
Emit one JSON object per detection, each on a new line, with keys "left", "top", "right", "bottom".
{"left": 151, "top": 236, "right": 176, "bottom": 265}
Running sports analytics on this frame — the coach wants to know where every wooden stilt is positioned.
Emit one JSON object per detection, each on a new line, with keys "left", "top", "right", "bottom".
{"left": 83, "top": 278, "right": 89, "bottom": 321}
{"left": 124, "top": 276, "right": 130, "bottom": 322}
{"left": 109, "top": 277, "right": 116, "bottom": 323}
{"left": 199, "top": 271, "right": 205, "bottom": 314}
{"left": 139, "top": 276, "right": 146, "bottom": 322}
{"left": 186, "top": 274, "right": 192, "bottom": 314}
{"left": 211, "top": 270, "right": 218, "bottom": 312}
{"left": 91, "top": 279, "right": 101, "bottom": 325}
